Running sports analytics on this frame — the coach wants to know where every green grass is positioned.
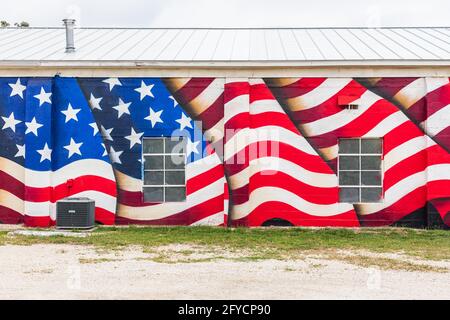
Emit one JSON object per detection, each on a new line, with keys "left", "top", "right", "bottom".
{"left": 1, "top": 226, "right": 449, "bottom": 261}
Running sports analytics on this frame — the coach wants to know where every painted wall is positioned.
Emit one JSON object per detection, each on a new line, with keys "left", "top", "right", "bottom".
{"left": 0, "top": 76, "right": 449, "bottom": 228}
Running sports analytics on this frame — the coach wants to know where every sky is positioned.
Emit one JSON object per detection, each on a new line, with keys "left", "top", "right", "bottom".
{"left": 0, "top": 0, "right": 449, "bottom": 28}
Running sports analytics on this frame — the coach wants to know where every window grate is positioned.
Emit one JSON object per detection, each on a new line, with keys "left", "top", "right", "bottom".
{"left": 142, "top": 137, "right": 187, "bottom": 203}
{"left": 338, "top": 138, "right": 383, "bottom": 204}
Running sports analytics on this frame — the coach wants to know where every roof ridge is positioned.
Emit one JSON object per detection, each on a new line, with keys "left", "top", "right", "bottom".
{"left": 1, "top": 26, "right": 449, "bottom": 30}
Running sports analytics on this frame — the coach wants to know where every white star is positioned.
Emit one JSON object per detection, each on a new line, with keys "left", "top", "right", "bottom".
{"left": 134, "top": 81, "right": 154, "bottom": 100}
{"left": 125, "top": 128, "right": 144, "bottom": 148}
{"left": 176, "top": 113, "right": 193, "bottom": 131}
{"left": 169, "top": 95, "right": 178, "bottom": 107}
{"left": 15, "top": 144, "right": 25, "bottom": 158}
{"left": 61, "top": 103, "right": 81, "bottom": 123}
{"left": 102, "top": 78, "right": 121, "bottom": 91}
{"left": 144, "top": 107, "right": 163, "bottom": 128}
{"left": 37, "top": 143, "right": 52, "bottom": 162}
{"left": 64, "top": 138, "right": 83, "bottom": 158}
{"left": 186, "top": 139, "right": 200, "bottom": 156}
{"left": 112, "top": 98, "right": 131, "bottom": 118}
{"left": 89, "top": 93, "right": 103, "bottom": 110}
{"left": 8, "top": 78, "right": 26, "bottom": 99}
{"left": 25, "top": 117, "right": 43, "bottom": 136}
{"left": 2, "top": 112, "right": 21, "bottom": 132}
{"left": 109, "top": 146, "right": 123, "bottom": 164}
{"left": 89, "top": 122, "right": 99, "bottom": 135}
{"left": 33, "top": 87, "right": 52, "bottom": 106}
{"left": 101, "top": 143, "right": 107, "bottom": 156}
{"left": 100, "top": 125, "right": 113, "bottom": 141}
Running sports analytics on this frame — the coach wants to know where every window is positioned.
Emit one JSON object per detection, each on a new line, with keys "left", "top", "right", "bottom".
{"left": 142, "top": 137, "right": 186, "bottom": 202}
{"left": 338, "top": 138, "right": 383, "bottom": 203}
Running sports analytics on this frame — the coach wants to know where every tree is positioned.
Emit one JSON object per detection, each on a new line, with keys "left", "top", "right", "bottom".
{"left": 1, "top": 20, "right": 10, "bottom": 28}
{"left": 14, "top": 21, "right": 30, "bottom": 28}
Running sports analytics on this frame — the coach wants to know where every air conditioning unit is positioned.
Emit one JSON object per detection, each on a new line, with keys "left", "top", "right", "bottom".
{"left": 56, "top": 197, "right": 95, "bottom": 229}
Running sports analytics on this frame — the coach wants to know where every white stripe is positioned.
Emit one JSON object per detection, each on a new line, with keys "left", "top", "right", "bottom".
{"left": 357, "top": 163, "right": 450, "bottom": 215}
{"left": 392, "top": 78, "right": 449, "bottom": 109}
{"left": 116, "top": 153, "right": 224, "bottom": 192}
{"left": 190, "top": 211, "right": 224, "bottom": 226}
{"left": 421, "top": 104, "right": 450, "bottom": 137}
{"left": 167, "top": 78, "right": 191, "bottom": 91}
{"left": 224, "top": 125, "right": 317, "bottom": 162}
{"left": 23, "top": 191, "right": 116, "bottom": 218}
{"left": 0, "top": 189, "right": 24, "bottom": 215}
{"left": 228, "top": 157, "right": 337, "bottom": 190}
{"left": 318, "top": 144, "right": 339, "bottom": 161}
{"left": 363, "top": 111, "right": 409, "bottom": 138}
{"left": 204, "top": 118, "right": 224, "bottom": 142}
{"left": 117, "top": 178, "right": 224, "bottom": 221}
{"left": 190, "top": 78, "right": 224, "bottom": 116}
{"left": 392, "top": 78, "right": 426, "bottom": 109}
{"left": 0, "top": 158, "right": 115, "bottom": 188}
{"left": 301, "top": 90, "right": 382, "bottom": 136}
{"left": 424, "top": 77, "right": 449, "bottom": 94}
{"left": 384, "top": 135, "right": 435, "bottom": 171}
{"left": 224, "top": 94, "right": 248, "bottom": 123}
{"left": 286, "top": 78, "right": 353, "bottom": 111}
{"left": 249, "top": 78, "right": 265, "bottom": 85}
{"left": 231, "top": 186, "right": 353, "bottom": 220}
{"left": 24, "top": 202, "right": 54, "bottom": 219}
{"left": 250, "top": 99, "right": 285, "bottom": 115}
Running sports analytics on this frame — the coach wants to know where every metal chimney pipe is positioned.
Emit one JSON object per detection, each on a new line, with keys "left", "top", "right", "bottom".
{"left": 63, "top": 19, "right": 75, "bottom": 53}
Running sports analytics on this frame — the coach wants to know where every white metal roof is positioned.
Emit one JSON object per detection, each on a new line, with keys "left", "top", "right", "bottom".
{"left": 0, "top": 27, "right": 449, "bottom": 67}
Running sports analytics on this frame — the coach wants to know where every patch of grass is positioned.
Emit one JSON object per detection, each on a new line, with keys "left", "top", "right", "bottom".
{"left": 327, "top": 254, "right": 448, "bottom": 273}
{"left": 1, "top": 226, "right": 450, "bottom": 262}
{"left": 78, "top": 257, "right": 120, "bottom": 264}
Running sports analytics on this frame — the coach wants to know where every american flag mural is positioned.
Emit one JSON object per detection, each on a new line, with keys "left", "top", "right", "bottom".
{"left": 77, "top": 77, "right": 227, "bottom": 226}
{"left": 0, "top": 76, "right": 449, "bottom": 228}
{"left": 266, "top": 78, "right": 450, "bottom": 226}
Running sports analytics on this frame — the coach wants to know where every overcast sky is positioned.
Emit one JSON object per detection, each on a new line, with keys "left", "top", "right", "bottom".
{"left": 1, "top": 0, "right": 449, "bottom": 28}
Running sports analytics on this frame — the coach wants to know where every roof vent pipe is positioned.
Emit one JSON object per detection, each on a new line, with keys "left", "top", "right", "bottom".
{"left": 63, "top": 19, "right": 75, "bottom": 53}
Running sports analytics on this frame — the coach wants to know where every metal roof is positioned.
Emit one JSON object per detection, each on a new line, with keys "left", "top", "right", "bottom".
{"left": 0, "top": 27, "right": 450, "bottom": 67}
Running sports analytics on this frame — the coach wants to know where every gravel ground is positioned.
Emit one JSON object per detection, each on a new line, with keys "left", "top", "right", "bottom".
{"left": 0, "top": 244, "right": 449, "bottom": 299}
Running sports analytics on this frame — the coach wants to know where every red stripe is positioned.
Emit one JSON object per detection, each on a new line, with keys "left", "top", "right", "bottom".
{"left": 383, "top": 145, "right": 443, "bottom": 191}
{"left": 425, "top": 82, "right": 450, "bottom": 117}
{"left": 363, "top": 77, "right": 418, "bottom": 98}
{"left": 402, "top": 97, "right": 426, "bottom": 123}
{"left": 116, "top": 194, "right": 224, "bottom": 226}
{"left": 309, "top": 99, "right": 396, "bottom": 150}
{"left": 174, "top": 78, "right": 216, "bottom": 105}
{"left": 0, "top": 170, "right": 24, "bottom": 198}
{"left": 433, "top": 127, "right": 450, "bottom": 151}
{"left": 224, "top": 111, "right": 299, "bottom": 143}
{"left": 0, "top": 205, "right": 23, "bottom": 224}
{"left": 232, "top": 201, "right": 358, "bottom": 227}
{"left": 23, "top": 215, "right": 54, "bottom": 228}
{"left": 224, "top": 114, "right": 250, "bottom": 142}
{"left": 196, "top": 92, "right": 224, "bottom": 131}
{"left": 95, "top": 207, "right": 115, "bottom": 225}
{"left": 118, "top": 165, "right": 224, "bottom": 207}
{"left": 430, "top": 199, "right": 450, "bottom": 226}
{"left": 267, "top": 78, "right": 327, "bottom": 100}
{"left": 359, "top": 180, "right": 450, "bottom": 227}
{"left": 249, "top": 83, "right": 276, "bottom": 103}
{"left": 383, "top": 121, "right": 423, "bottom": 155}
{"left": 0, "top": 172, "right": 116, "bottom": 203}
{"left": 224, "top": 82, "right": 249, "bottom": 104}
{"left": 187, "top": 164, "right": 224, "bottom": 194}
{"left": 225, "top": 141, "right": 331, "bottom": 177}
{"left": 291, "top": 80, "right": 368, "bottom": 124}
{"left": 230, "top": 171, "right": 339, "bottom": 205}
